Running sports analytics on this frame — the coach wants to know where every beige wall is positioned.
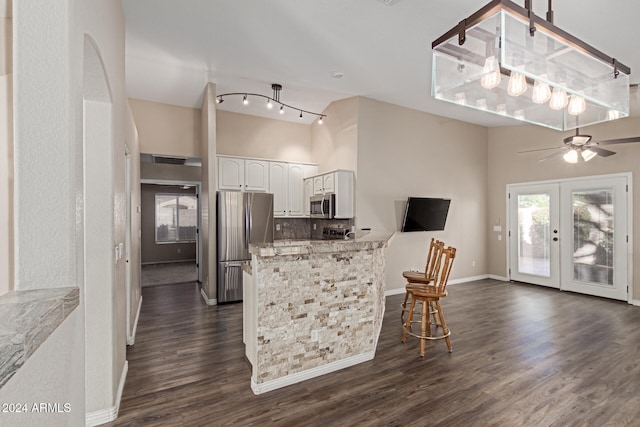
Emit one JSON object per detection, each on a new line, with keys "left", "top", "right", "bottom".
{"left": 310, "top": 97, "right": 358, "bottom": 173}
{"left": 0, "top": 9, "right": 11, "bottom": 295}
{"left": 488, "top": 117, "right": 640, "bottom": 297}
{"left": 353, "top": 97, "right": 489, "bottom": 292}
{"left": 217, "top": 110, "right": 312, "bottom": 162}
{"left": 129, "top": 97, "right": 201, "bottom": 157}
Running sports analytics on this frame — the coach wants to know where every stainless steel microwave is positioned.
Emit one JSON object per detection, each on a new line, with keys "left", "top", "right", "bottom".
{"left": 310, "top": 194, "right": 335, "bottom": 219}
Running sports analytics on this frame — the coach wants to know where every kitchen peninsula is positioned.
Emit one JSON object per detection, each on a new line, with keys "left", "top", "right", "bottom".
{"left": 243, "top": 232, "right": 392, "bottom": 394}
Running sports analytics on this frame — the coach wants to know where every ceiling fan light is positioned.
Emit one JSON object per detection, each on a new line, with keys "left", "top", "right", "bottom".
{"left": 563, "top": 149, "right": 579, "bottom": 163}
{"left": 507, "top": 69, "right": 527, "bottom": 97}
{"left": 567, "top": 94, "right": 586, "bottom": 115}
{"left": 581, "top": 149, "right": 597, "bottom": 162}
{"left": 480, "top": 56, "right": 501, "bottom": 89}
{"left": 532, "top": 76, "right": 551, "bottom": 104}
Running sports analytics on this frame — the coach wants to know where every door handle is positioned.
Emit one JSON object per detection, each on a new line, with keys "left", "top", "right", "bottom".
{"left": 553, "top": 237, "right": 558, "bottom": 241}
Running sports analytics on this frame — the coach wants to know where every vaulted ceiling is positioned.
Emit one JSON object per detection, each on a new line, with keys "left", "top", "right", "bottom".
{"left": 121, "top": 0, "right": 640, "bottom": 127}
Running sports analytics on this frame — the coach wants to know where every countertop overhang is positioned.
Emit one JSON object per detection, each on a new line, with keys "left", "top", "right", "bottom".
{"left": 249, "top": 232, "right": 393, "bottom": 257}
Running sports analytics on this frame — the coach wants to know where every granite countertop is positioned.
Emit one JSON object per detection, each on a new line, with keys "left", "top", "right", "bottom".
{"left": 0, "top": 287, "right": 79, "bottom": 388}
{"left": 250, "top": 231, "right": 394, "bottom": 257}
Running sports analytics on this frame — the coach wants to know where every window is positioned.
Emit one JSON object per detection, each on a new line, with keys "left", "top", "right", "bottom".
{"left": 155, "top": 194, "right": 197, "bottom": 243}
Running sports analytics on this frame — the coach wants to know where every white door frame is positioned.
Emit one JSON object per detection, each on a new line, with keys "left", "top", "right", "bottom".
{"left": 507, "top": 172, "right": 633, "bottom": 303}
{"left": 140, "top": 178, "right": 202, "bottom": 282}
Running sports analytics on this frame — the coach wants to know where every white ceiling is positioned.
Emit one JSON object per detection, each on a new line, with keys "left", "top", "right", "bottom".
{"left": 121, "top": 0, "right": 640, "bottom": 127}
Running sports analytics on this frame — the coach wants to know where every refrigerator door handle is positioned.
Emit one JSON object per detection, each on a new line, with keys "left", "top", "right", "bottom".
{"left": 226, "top": 261, "right": 245, "bottom": 267}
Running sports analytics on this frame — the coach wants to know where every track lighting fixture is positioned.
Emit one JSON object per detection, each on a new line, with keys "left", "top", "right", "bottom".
{"left": 217, "top": 83, "right": 326, "bottom": 124}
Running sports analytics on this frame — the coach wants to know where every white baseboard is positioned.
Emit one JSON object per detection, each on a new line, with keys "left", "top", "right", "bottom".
{"left": 85, "top": 360, "right": 128, "bottom": 426}
{"left": 200, "top": 288, "right": 217, "bottom": 305}
{"left": 489, "top": 274, "right": 509, "bottom": 281}
{"left": 384, "top": 274, "right": 499, "bottom": 297}
{"left": 631, "top": 299, "right": 640, "bottom": 306}
{"left": 250, "top": 351, "right": 375, "bottom": 395}
{"left": 127, "top": 296, "right": 143, "bottom": 346}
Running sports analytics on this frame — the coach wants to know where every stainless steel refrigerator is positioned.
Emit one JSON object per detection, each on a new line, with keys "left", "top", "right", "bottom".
{"left": 217, "top": 191, "right": 274, "bottom": 303}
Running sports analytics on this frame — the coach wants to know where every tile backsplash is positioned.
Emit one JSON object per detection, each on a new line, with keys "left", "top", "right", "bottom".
{"left": 274, "top": 218, "right": 354, "bottom": 240}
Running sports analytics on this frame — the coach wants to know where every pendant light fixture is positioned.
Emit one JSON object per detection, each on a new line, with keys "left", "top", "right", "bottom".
{"left": 216, "top": 83, "right": 326, "bottom": 124}
{"left": 431, "top": 0, "right": 630, "bottom": 131}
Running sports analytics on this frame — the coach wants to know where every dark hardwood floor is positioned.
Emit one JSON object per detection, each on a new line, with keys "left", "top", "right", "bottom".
{"left": 106, "top": 279, "right": 640, "bottom": 426}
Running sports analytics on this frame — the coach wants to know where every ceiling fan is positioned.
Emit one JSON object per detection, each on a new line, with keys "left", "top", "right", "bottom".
{"left": 519, "top": 129, "right": 640, "bottom": 163}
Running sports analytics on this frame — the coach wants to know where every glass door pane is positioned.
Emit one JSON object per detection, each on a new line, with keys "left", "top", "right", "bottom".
{"left": 517, "top": 193, "right": 551, "bottom": 277}
{"left": 561, "top": 176, "right": 628, "bottom": 301}
{"left": 508, "top": 183, "right": 560, "bottom": 288}
{"left": 572, "top": 189, "right": 614, "bottom": 286}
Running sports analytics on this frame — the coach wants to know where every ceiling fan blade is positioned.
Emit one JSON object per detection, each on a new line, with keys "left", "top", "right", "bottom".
{"left": 596, "top": 136, "right": 640, "bottom": 145}
{"left": 518, "top": 147, "right": 562, "bottom": 154}
{"left": 589, "top": 146, "right": 616, "bottom": 157}
{"left": 538, "top": 148, "right": 566, "bottom": 162}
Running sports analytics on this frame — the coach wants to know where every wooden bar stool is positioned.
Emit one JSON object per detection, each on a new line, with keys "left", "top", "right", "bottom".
{"left": 400, "top": 238, "right": 444, "bottom": 324}
{"left": 402, "top": 246, "right": 456, "bottom": 357}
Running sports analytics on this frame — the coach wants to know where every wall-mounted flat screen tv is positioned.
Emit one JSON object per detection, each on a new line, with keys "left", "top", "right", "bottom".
{"left": 401, "top": 197, "right": 451, "bottom": 232}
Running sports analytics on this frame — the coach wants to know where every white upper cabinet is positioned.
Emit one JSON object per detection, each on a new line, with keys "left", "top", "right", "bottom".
{"left": 269, "top": 162, "right": 317, "bottom": 217}
{"left": 218, "top": 157, "right": 268, "bottom": 192}
{"left": 244, "top": 159, "right": 269, "bottom": 192}
{"left": 314, "top": 172, "right": 335, "bottom": 194}
{"left": 303, "top": 177, "right": 315, "bottom": 216}
{"left": 218, "top": 156, "right": 318, "bottom": 217}
{"left": 287, "top": 164, "right": 305, "bottom": 216}
{"left": 269, "top": 162, "right": 288, "bottom": 217}
{"left": 218, "top": 157, "right": 244, "bottom": 190}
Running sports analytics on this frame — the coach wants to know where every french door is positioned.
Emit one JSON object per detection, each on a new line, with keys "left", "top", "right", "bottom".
{"left": 508, "top": 175, "right": 630, "bottom": 301}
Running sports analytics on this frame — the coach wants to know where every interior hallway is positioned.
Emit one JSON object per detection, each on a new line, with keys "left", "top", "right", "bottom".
{"left": 141, "top": 262, "right": 198, "bottom": 287}
{"left": 106, "top": 279, "right": 640, "bottom": 426}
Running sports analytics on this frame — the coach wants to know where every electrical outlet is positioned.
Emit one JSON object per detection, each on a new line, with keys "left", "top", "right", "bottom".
{"left": 276, "top": 224, "right": 281, "bottom": 231}
{"left": 472, "top": 261, "right": 476, "bottom": 267}
{"left": 313, "top": 223, "right": 317, "bottom": 230}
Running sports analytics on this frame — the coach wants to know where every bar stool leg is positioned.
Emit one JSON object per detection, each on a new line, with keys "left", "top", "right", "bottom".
{"left": 420, "top": 299, "right": 428, "bottom": 357}
{"left": 436, "top": 300, "right": 452, "bottom": 352}
{"left": 402, "top": 297, "right": 416, "bottom": 343}
{"left": 401, "top": 290, "right": 409, "bottom": 322}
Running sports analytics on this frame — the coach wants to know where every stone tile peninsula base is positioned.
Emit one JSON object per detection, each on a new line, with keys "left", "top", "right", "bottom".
{"left": 244, "top": 233, "right": 391, "bottom": 394}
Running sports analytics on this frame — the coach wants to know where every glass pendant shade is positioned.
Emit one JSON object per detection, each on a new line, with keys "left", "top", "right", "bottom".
{"left": 481, "top": 56, "right": 502, "bottom": 89}
{"left": 549, "top": 87, "right": 569, "bottom": 110}
{"left": 532, "top": 76, "right": 552, "bottom": 104}
{"left": 567, "top": 94, "right": 586, "bottom": 115}
{"left": 431, "top": 0, "right": 630, "bottom": 131}
{"left": 507, "top": 69, "right": 527, "bottom": 97}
